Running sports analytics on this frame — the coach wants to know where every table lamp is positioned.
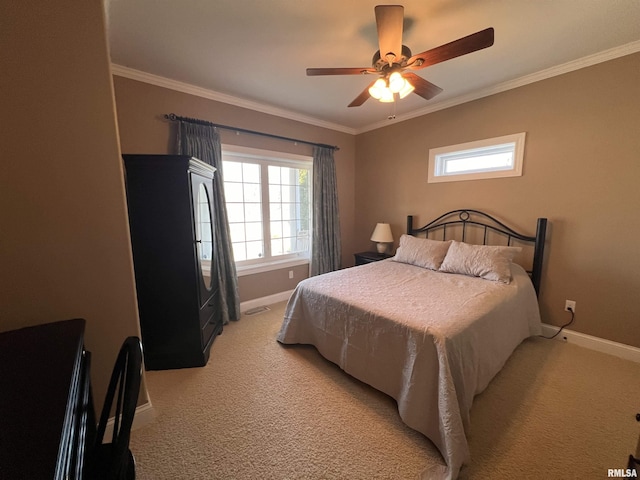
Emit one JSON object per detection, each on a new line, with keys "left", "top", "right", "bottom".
{"left": 370, "top": 223, "right": 393, "bottom": 254}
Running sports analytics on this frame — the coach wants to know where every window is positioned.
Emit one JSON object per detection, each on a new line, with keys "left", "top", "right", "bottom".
{"left": 221, "top": 145, "right": 312, "bottom": 272}
{"left": 428, "top": 132, "right": 526, "bottom": 183}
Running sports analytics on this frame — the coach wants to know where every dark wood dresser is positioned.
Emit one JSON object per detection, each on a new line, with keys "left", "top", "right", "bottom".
{"left": 0, "top": 319, "right": 94, "bottom": 479}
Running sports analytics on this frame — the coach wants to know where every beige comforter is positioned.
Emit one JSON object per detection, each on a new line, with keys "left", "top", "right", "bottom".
{"left": 277, "top": 259, "right": 541, "bottom": 479}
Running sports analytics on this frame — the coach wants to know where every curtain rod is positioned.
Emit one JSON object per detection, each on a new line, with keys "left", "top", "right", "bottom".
{"left": 164, "top": 113, "right": 339, "bottom": 151}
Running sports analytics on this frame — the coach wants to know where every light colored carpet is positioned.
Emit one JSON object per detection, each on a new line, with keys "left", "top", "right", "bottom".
{"left": 130, "top": 302, "right": 640, "bottom": 479}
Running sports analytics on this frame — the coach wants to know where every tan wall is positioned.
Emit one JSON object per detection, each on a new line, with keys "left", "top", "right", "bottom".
{"left": 0, "top": 1, "right": 146, "bottom": 410}
{"left": 238, "top": 264, "right": 310, "bottom": 303}
{"left": 112, "top": 76, "right": 357, "bottom": 302}
{"left": 110, "top": 52, "right": 639, "bottom": 347}
{"left": 355, "top": 53, "right": 640, "bottom": 348}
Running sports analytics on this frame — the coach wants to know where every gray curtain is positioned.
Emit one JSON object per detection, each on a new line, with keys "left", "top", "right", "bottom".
{"left": 311, "top": 146, "right": 341, "bottom": 275}
{"left": 177, "top": 121, "right": 240, "bottom": 323}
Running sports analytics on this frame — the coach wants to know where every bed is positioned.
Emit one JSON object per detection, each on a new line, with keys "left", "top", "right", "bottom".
{"left": 277, "top": 210, "right": 547, "bottom": 479}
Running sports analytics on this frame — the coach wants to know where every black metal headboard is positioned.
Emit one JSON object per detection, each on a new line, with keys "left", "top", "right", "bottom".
{"left": 407, "top": 209, "right": 547, "bottom": 296}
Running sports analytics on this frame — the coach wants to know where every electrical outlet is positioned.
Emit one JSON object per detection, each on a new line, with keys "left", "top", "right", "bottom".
{"left": 564, "top": 300, "right": 576, "bottom": 312}
{"left": 288, "top": 270, "right": 294, "bottom": 279}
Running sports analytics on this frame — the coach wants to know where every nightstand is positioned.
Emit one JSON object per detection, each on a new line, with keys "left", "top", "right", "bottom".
{"left": 354, "top": 251, "right": 393, "bottom": 266}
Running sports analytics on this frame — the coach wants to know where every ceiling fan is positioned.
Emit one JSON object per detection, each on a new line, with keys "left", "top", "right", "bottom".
{"left": 306, "top": 5, "right": 494, "bottom": 107}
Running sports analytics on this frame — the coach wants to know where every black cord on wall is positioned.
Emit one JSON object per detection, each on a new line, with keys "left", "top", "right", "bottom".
{"left": 539, "top": 307, "right": 575, "bottom": 340}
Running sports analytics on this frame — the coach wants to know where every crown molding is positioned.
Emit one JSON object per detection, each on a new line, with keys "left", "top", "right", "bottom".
{"left": 110, "top": 64, "right": 357, "bottom": 135}
{"left": 112, "top": 39, "right": 640, "bottom": 137}
{"left": 357, "top": 39, "right": 640, "bottom": 133}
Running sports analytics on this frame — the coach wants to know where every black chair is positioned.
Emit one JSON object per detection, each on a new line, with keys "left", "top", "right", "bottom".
{"left": 88, "top": 337, "right": 143, "bottom": 480}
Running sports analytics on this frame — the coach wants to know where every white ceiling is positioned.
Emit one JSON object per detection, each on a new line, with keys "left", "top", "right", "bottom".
{"left": 105, "top": 0, "right": 640, "bottom": 133}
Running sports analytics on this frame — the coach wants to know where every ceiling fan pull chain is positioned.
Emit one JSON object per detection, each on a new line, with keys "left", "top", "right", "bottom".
{"left": 388, "top": 101, "right": 397, "bottom": 120}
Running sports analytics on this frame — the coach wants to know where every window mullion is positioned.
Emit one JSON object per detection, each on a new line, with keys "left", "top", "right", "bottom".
{"left": 260, "top": 163, "right": 271, "bottom": 259}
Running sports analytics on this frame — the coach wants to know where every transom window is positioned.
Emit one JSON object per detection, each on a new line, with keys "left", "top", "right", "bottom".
{"left": 221, "top": 145, "right": 312, "bottom": 269}
{"left": 428, "top": 132, "right": 526, "bottom": 183}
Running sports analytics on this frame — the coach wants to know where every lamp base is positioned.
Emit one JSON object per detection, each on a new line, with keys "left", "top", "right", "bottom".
{"left": 376, "top": 242, "right": 388, "bottom": 254}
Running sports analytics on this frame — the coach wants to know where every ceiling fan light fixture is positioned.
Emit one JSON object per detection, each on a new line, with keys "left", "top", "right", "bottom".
{"left": 369, "top": 73, "right": 411, "bottom": 103}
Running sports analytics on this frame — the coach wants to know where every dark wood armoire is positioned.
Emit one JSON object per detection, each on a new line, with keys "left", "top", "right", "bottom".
{"left": 122, "top": 154, "right": 223, "bottom": 370}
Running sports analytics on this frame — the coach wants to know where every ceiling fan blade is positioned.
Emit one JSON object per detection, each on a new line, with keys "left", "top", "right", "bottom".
{"left": 404, "top": 73, "right": 443, "bottom": 100}
{"left": 348, "top": 81, "right": 377, "bottom": 107}
{"left": 375, "top": 5, "right": 404, "bottom": 64}
{"left": 406, "top": 27, "right": 494, "bottom": 70}
{"left": 306, "top": 67, "right": 377, "bottom": 76}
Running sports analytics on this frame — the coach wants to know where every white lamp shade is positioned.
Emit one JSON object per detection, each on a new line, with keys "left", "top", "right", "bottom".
{"left": 370, "top": 223, "right": 393, "bottom": 243}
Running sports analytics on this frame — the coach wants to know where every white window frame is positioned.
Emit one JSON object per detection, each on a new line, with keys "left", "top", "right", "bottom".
{"left": 428, "top": 132, "right": 526, "bottom": 183}
{"left": 221, "top": 144, "right": 312, "bottom": 276}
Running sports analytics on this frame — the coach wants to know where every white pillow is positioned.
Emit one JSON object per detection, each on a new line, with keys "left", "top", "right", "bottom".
{"left": 438, "top": 241, "right": 522, "bottom": 283}
{"left": 392, "top": 235, "right": 452, "bottom": 270}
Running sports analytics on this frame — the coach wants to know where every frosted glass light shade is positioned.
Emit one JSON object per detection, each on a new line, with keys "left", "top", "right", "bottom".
{"left": 379, "top": 88, "right": 395, "bottom": 103}
{"left": 388, "top": 72, "right": 404, "bottom": 93}
{"left": 398, "top": 79, "right": 415, "bottom": 99}
{"left": 368, "top": 78, "right": 387, "bottom": 100}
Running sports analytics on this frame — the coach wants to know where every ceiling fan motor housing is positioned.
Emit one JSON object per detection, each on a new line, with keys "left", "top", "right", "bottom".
{"left": 372, "top": 45, "right": 413, "bottom": 72}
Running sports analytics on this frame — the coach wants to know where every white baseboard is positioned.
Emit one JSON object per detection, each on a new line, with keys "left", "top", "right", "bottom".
{"left": 240, "top": 290, "right": 294, "bottom": 313}
{"left": 103, "top": 401, "right": 155, "bottom": 439}
{"left": 541, "top": 323, "right": 640, "bottom": 363}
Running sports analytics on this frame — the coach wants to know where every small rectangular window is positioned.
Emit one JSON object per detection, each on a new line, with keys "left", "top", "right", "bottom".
{"left": 428, "top": 132, "right": 526, "bottom": 183}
